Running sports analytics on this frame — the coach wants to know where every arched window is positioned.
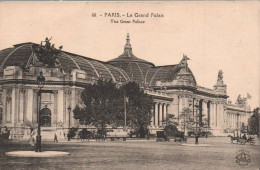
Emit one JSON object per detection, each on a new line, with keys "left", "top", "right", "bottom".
{"left": 0, "top": 107, "right": 2, "bottom": 124}
{"left": 40, "top": 108, "right": 51, "bottom": 127}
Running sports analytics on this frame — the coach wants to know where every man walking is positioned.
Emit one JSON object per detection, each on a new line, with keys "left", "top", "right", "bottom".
{"left": 54, "top": 133, "right": 58, "bottom": 143}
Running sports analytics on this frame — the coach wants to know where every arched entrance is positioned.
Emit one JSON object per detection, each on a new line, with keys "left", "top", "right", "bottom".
{"left": 40, "top": 108, "right": 51, "bottom": 127}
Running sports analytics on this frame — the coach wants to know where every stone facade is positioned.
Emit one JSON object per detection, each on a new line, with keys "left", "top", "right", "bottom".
{"left": 0, "top": 35, "right": 251, "bottom": 138}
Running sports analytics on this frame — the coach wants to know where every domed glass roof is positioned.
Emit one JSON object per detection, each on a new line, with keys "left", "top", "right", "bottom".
{"left": 0, "top": 42, "right": 130, "bottom": 83}
{"left": 108, "top": 33, "right": 154, "bottom": 84}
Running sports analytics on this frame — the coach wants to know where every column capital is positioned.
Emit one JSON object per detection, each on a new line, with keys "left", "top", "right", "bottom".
{"left": 20, "top": 88, "right": 26, "bottom": 94}
{"left": 33, "top": 89, "right": 39, "bottom": 93}
{"left": 194, "top": 99, "right": 200, "bottom": 104}
{"left": 64, "top": 89, "right": 72, "bottom": 95}
{"left": 53, "top": 90, "right": 58, "bottom": 94}
{"left": 6, "top": 88, "right": 12, "bottom": 94}
{"left": 203, "top": 100, "right": 209, "bottom": 103}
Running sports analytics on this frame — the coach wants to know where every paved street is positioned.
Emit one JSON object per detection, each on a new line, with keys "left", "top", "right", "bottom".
{"left": 0, "top": 137, "right": 259, "bottom": 170}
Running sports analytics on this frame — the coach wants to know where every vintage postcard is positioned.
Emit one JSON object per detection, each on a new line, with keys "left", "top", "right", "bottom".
{"left": 0, "top": 1, "right": 259, "bottom": 170}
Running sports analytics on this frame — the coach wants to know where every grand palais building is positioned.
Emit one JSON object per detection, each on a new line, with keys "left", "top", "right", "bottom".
{"left": 0, "top": 34, "right": 251, "bottom": 139}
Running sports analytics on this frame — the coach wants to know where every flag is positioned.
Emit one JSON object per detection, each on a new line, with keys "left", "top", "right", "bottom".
{"left": 247, "top": 93, "right": 252, "bottom": 99}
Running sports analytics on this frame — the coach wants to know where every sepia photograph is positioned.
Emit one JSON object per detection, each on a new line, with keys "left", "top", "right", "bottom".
{"left": 0, "top": 1, "right": 259, "bottom": 170}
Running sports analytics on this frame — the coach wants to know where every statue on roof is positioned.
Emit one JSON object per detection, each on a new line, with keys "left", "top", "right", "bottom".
{"left": 32, "top": 37, "right": 62, "bottom": 68}
{"left": 218, "top": 70, "right": 223, "bottom": 81}
{"left": 179, "top": 54, "right": 190, "bottom": 67}
{"left": 42, "top": 37, "right": 52, "bottom": 49}
{"left": 235, "top": 94, "right": 247, "bottom": 106}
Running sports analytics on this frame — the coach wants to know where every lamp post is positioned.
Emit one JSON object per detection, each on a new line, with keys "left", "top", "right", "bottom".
{"left": 67, "top": 105, "right": 71, "bottom": 141}
{"left": 195, "top": 104, "right": 199, "bottom": 144}
{"left": 35, "top": 70, "right": 45, "bottom": 152}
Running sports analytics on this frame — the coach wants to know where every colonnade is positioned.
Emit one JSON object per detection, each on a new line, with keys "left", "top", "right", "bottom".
{"left": 176, "top": 95, "right": 227, "bottom": 130}
{"left": 226, "top": 112, "right": 247, "bottom": 129}
{"left": 151, "top": 102, "right": 169, "bottom": 127}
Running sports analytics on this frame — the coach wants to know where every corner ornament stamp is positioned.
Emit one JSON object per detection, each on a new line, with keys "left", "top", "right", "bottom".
{"left": 235, "top": 150, "right": 251, "bottom": 166}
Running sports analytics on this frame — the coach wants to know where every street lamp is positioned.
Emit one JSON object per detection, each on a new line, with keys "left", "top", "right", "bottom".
{"left": 194, "top": 104, "right": 199, "bottom": 144}
{"left": 67, "top": 105, "right": 71, "bottom": 141}
{"left": 36, "top": 70, "right": 45, "bottom": 152}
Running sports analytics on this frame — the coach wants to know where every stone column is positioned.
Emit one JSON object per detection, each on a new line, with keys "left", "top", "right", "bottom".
{"left": 5, "top": 89, "right": 12, "bottom": 123}
{"left": 53, "top": 90, "right": 58, "bottom": 125}
{"left": 233, "top": 113, "right": 237, "bottom": 128}
{"left": 178, "top": 96, "right": 183, "bottom": 120}
{"left": 184, "top": 97, "right": 189, "bottom": 107}
{"left": 159, "top": 104, "right": 164, "bottom": 126}
{"left": 150, "top": 105, "right": 154, "bottom": 126}
{"left": 229, "top": 112, "right": 233, "bottom": 128}
{"left": 233, "top": 113, "right": 236, "bottom": 128}
{"left": 232, "top": 113, "right": 235, "bottom": 128}
{"left": 11, "top": 88, "right": 16, "bottom": 124}
{"left": 26, "top": 89, "right": 33, "bottom": 123}
{"left": 32, "top": 89, "right": 38, "bottom": 124}
{"left": 71, "top": 87, "right": 77, "bottom": 126}
{"left": 2, "top": 89, "right": 6, "bottom": 123}
{"left": 228, "top": 113, "right": 230, "bottom": 128}
{"left": 19, "top": 88, "right": 26, "bottom": 123}
{"left": 218, "top": 103, "right": 223, "bottom": 129}
{"left": 164, "top": 104, "right": 167, "bottom": 122}
{"left": 209, "top": 102, "right": 214, "bottom": 128}
{"left": 157, "top": 104, "right": 161, "bottom": 127}
{"left": 57, "top": 90, "right": 64, "bottom": 124}
{"left": 211, "top": 103, "right": 215, "bottom": 128}
{"left": 154, "top": 103, "right": 158, "bottom": 127}
{"left": 202, "top": 101, "right": 208, "bottom": 122}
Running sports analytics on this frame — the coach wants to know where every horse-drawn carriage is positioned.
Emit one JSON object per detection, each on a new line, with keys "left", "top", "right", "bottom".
{"left": 228, "top": 134, "right": 255, "bottom": 145}
{"left": 156, "top": 131, "right": 170, "bottom": 142}
{"left": 174, "top": 132, "right": 187, "bottom": 143}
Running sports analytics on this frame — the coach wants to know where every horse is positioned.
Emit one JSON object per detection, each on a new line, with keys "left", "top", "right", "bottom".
{"left": 228, "top": 135, "right": 240, "bottom": 143}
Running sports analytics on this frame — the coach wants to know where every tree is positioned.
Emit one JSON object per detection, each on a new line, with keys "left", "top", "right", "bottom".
{"left": 163, "top": 114, "right": 182, "bottom": 138}
{"left": 73, "top": 80, "right": 153, "bottom": 138}
{"left": 121, "top": 82, "right": 153, "bottom": 138}
{"left": 248, "top": 107, "right": 259, "bottom": 136}
{"left": 178, "top": 107, "right": 194, "bottom": 138}
{"left": 163, "top": 114, "right": 178, "bottom": 127}
{"left": 177, "top": 107, "right": 206, "bottom": 144}
{"left": 73, "top": 79, "right": 124, "bottom": 134}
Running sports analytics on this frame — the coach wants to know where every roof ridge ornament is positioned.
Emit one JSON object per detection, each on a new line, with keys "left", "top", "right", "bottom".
{"left": 126, "top": 33, "right": 130, "bottom": 45}
{"left": 121, "top": 33, "right": 135, "bottom": 58}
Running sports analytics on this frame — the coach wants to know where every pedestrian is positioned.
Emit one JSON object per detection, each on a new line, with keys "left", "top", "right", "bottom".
{"left": 54, "top": 133, "right": 58, "bottom": 143}
{"left": 28, "top": 135, "right": 35, "bottom": 150}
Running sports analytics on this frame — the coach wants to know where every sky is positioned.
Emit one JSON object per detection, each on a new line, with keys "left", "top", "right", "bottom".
{"left": 0, "top": 2, "right": 259, "bottom": 109}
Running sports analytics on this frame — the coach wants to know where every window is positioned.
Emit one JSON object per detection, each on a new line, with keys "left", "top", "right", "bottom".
{"left": 40, "top": 108, "right": 51, "bottom": 127}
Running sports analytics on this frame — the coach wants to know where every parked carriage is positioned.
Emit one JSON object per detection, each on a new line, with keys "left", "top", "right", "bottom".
{"left": 156, "top": 131, "right": 170, "bottom": 142}
{"left": 174, "top": 132, "right": 187, "bottom": 143}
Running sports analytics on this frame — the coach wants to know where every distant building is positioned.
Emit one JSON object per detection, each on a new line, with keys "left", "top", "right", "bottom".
{"left": 0, "top": 34, "right": 251, "bottom": 138}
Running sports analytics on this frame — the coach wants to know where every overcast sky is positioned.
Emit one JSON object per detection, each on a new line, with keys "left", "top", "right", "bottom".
{"left": 0, "top": 2, "right": 259, "bottom": 109}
